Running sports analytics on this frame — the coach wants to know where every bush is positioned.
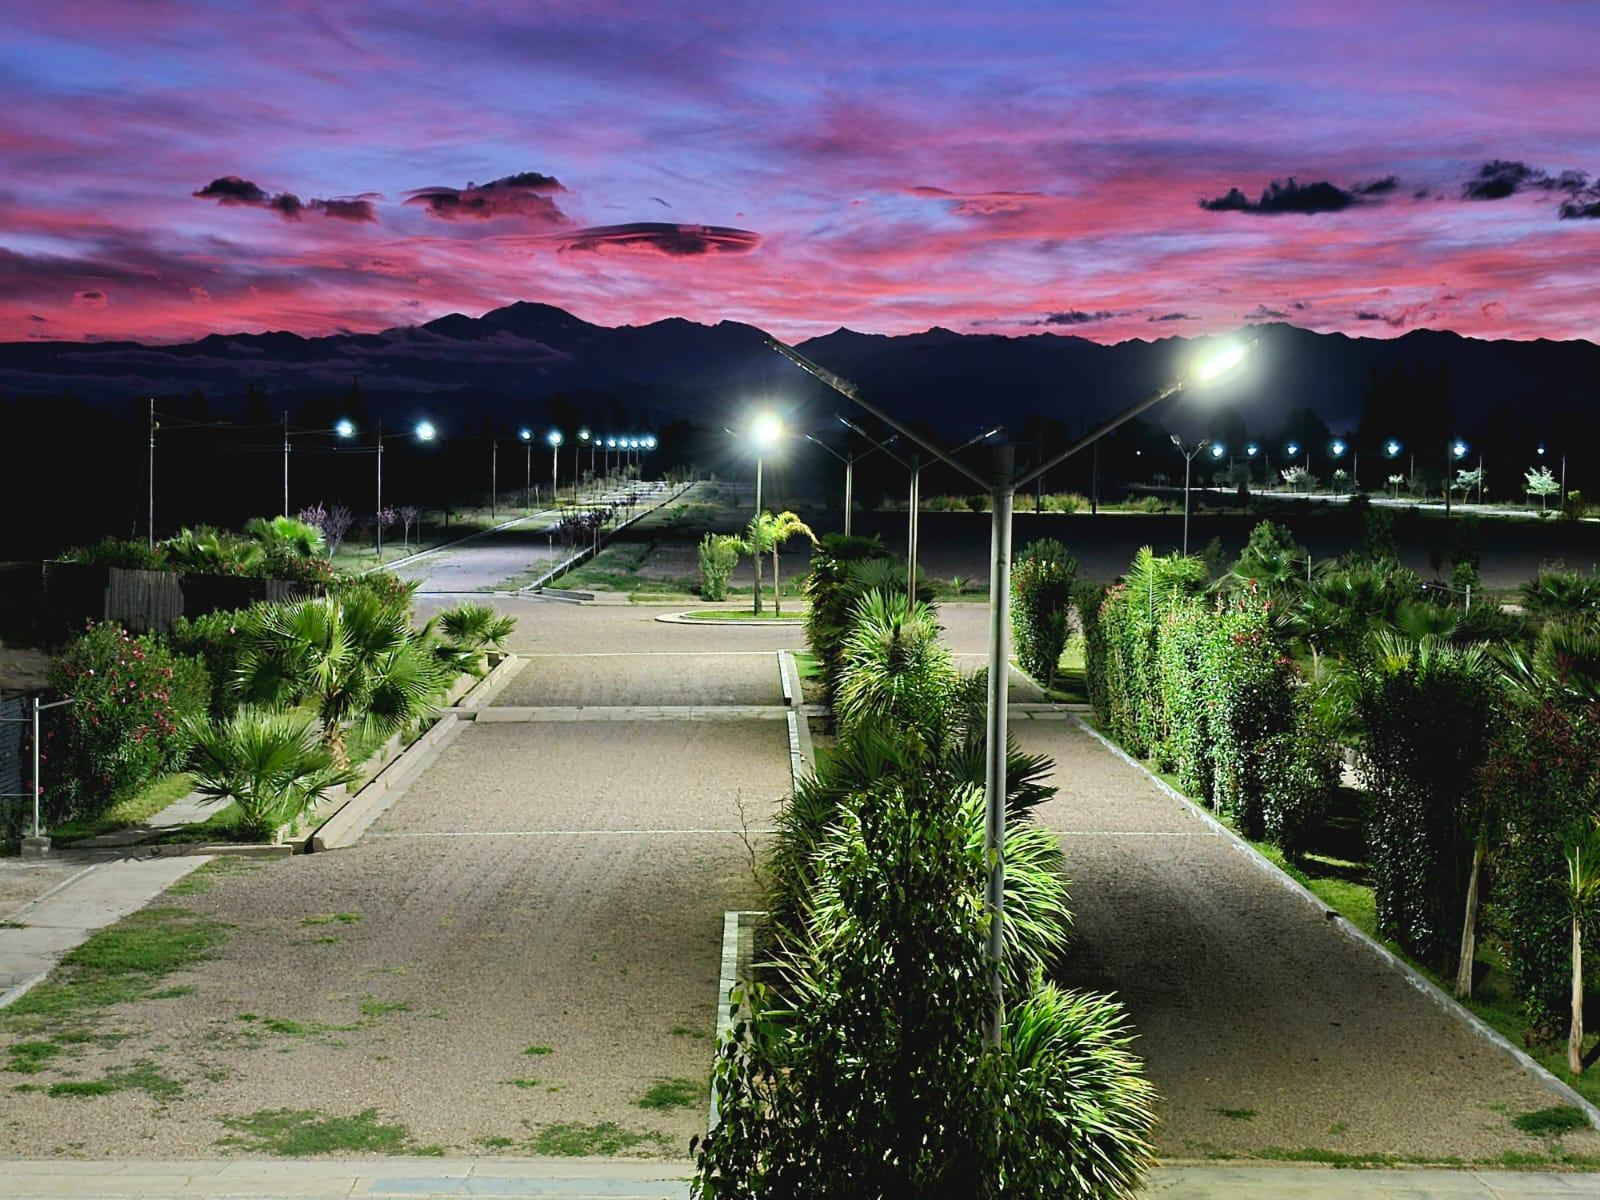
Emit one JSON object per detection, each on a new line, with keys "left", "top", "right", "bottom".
{"left": 698, "top": 533, "right": 742, "bottom": 601}
{"left": 1260, "top": 695, "right": 1340, "bottom": 860}
{"left": 1040, "top": 492, "right": 1089, "bottom": 514}
{"left": 835, "top": 591, "right": 954, "bottom": 739}
{"left": 1521, "top": 568, "right": 1600, "bottom": 617}
{"left": 169, "top": 607, "right": 260, "bottom": 719}
{"left": 187, "top": 707, "right": 354, "bottom": 841}
{"left": 1357, "top": 642, "right": 1499, "bottom": 966}
{"left": 1074, "top": 581, "right": 1111, "bottom": 724}
{"left": 45, "top": 623, "right": 210, "bottom": 825}
{"left": 327, "top": 570, "right": 417, "bottom": 615}
{"left": 430, "top": 602, "right": 516, "bottom": 678}
{"left": 61, "top": 537, "right": 168, "bottom": 570}
{"left": 1482, "top": 700, "right": 1600, "bottom": 1038}
{"left": 1011, "top": 540, "right": 1077, "bottom": 688}
{"left": 801, "top": 534, "right": 900, "bottom": 700}
{"left": 1564, "top": 490, "right": 1590, "bottom": 520}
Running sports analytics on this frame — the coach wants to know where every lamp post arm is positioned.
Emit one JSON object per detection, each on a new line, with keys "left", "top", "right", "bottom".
{"left": 837, "top": 416, "right": 910, "bottom": 470}
{"left": 1015, "top": 379, "right": 1185, "bottom": 491}
{"left": 767, "top": 338, "right": 989, "bottom": 489}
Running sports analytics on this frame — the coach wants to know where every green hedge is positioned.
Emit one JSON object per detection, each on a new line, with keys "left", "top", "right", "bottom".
{"left": 1011, "top": 540, "right": 1077, "bottom": 688}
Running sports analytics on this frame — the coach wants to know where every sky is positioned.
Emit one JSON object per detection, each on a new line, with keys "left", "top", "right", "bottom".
{"left": 1, "top": 1, "right": 1598, "bottom": 346}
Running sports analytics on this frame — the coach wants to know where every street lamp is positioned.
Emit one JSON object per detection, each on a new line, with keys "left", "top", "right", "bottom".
{"left": 520, "top": 429, "right": 534, "bottom": 509}
{"left": 1172, "top": 435, "right": 1212, "bottom": 555}
{"left": 1385, "top": 439, "right": 1405, "bottom": 499}
{"left": 574, "top": 428, "right": 590, "bottom": 502}
{"left": 743, "top": 412, "right": 785, "bottom": 616}
{"left": 1446, "top": 438, "right": 1468, "bottom": 516}
{"left": 547, "top": 429, "right": 563, "bottom": 504}
{"left": 1329, "top": 439, "right": 1354, "bottom": 494}
{"left": 768, "top": 334, "right": 1254, "bottom": 1048}
{"left": 341, "top": 418, "right": 435, "bottom": 559}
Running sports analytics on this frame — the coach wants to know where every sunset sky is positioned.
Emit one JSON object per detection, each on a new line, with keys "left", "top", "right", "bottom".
{"left": 2, "top": 1, "right": 1597, "bottom": 345}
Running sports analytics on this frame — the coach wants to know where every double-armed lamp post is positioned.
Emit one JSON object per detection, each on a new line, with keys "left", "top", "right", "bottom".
{"left": 765, "top": 334, "right": 1253, "bottom": 1047}
{"left": 336, "top": 417, "right": 435, "bottom": 558}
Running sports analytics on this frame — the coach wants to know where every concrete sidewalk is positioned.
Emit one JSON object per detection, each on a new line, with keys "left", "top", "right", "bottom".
{"left": 3, "top": 1160, "right": 1598, "bottom": 1198}
{"left": 0, "top": 853, "right": 208, "bottom": 1006}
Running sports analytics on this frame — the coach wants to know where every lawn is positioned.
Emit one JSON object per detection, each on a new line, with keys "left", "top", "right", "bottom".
{"left": 682, "top": 609, "right": 807, "bottom": 622}
{"left": 49, "top": 772, "right": 195, "bottom": 841}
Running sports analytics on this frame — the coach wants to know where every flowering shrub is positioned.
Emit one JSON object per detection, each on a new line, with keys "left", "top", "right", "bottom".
{"left": 45, "top": 623, "right": 209, "bottom": 824}
{"left": 169, "top": 608, "right": 259, "bottom": 718}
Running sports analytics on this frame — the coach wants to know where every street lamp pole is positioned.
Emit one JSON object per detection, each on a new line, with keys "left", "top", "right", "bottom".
{"left": 766, "top": 334, "right": 1252, "bottom": 1049}
{"left": 491, "top": 437, "right": 498, "bottom": 519}
{"left": 147, "top": 397, "right": 157, "bottom": 548}
{"left": 1171, "top": 436, "right": 1210, "bottom": 556}
{"left": 521, "top": 430, "right": 533, "bottom": 510}
{"left": 282, "top": 411, "right": 290, "bottom": 516}
{"left": 548, "top": 431, "right": 562, "bottom": 506}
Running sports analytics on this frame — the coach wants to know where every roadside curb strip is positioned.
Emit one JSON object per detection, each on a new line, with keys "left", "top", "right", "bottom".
{"left": 141, "top": 842, "right": 288, "bottom": 860}
{"left": 310, "top": 714, "right": 465, "bottom": 851}
{"left": 777, "top": 651, "right": 814, "bottom": 788}
{"left": 710, "top": 908, "right": 764, "bottom": 1132}
{"left": 656, "top": 611, "right": 807, "bottom": 626}
{"left": 1070, "top": 713, "right": 1600, "bottom": 1132}
{"left": 453, "top": 653, "right": 524, "bottom": 711}
{"left": 521, "top": 481, "right": 693, "bottom": 594}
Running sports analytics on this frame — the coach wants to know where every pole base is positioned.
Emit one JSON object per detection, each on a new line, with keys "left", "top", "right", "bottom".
{"left": 20, "top": 836, "right": 51, "bottom": 860}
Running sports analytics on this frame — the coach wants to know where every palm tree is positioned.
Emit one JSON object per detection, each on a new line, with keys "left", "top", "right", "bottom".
{"left": 245, "top": 515, "right": 325, "bottom": 560}
{"left": 748, "top": 510, "right": 816, "bottom": 615}
{"left": 237, "top": 592, "right": 445, "bottom": 766}
{"left": 1562, "top": 818, "right": 1600, "bottom": 1073}
{"left": 427, "top": 601, "right": 516, "bottom": 677}
{"left": 187, "top": 707, "right": 355, "bottom": 841}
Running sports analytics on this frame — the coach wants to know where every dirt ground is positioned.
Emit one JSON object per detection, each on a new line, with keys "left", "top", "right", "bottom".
{"left": 1019, "top": 716, "right": 1600, "bottom": 1163}
{"left": 0, "top": 706, "right": 788, "bottom": 1158}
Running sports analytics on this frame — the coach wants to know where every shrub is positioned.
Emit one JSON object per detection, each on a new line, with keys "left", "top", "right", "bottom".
{"left": 1040, "top": 492, "right": 1089, "bottom": 514}
{"left": 698, "top": 533, "right": 742, "bottom": 601}
{"left": 163, "top": 526, "right": 264, "bottom": 577}
{"left": 1226, "top": 520, "right": 1306, "bottom": 600}
{"left": 1259, "top": 694, "right": 1340, "bottom": 860}
{"left": 61, "top": 537, "right": 168, "bottom": 570}
{"left": 966, "top": 494, "right": 991, "bottom": 512}
{"left": 430, "top": 602, "right": 516, "bottom": 677}
{"left": 1154, "top": 597, "right": 1212, "bottom": 793}
{"left": 801, "top": 534, "right": 900, "bottom": 700}
{"left": 835, "top": 591, "right": 954, "bottom": 739}
{"left": 1357, "top": 640, "right": 1499, "bottom": 967}
{"left": 327, "top": 570, "right": 417, "bottom": 615}
{"left": 1074, "top": 581, "right": 1111, "bottom": 724}
{"left": 1564, "top": 490, "right": 1590, "bottom": 520}
{"left": 1521, "top": 568, "right": 1600, "bottom": 617}
{"left": 1011, "top": 540, "right": 1077, "bottom": 688}
{"left": 186, "top": 707, "right": 354, "bottom": 841}
{"left": 169, "top": 608, "right": 260, "bottom": 719}
{"left": 45, "top": 623, "right": 210, "bottom": 825}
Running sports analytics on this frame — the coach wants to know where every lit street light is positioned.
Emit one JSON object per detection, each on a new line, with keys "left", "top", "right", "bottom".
{"left": 767, "top": 334, "right": 1255, "bottom": 1047}
{"left": 547, "top": 429, "right": 563, "bottom": 503}
{"left": 744, "top": 412, "right": 784, "bottom": 616}
{"left": 520, "top": 429, "right": 534, "bottom": 509}
{"left": 1446, "top": 438, "right": 1468, "bottom": 516}
{"left": 340, "top": 417, "right": 436, "bottom": 559}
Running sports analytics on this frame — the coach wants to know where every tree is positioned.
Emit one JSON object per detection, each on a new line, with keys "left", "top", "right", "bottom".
{"left": 698, "top": 533, "right": 743, "bottom": 601}
{"left": 1011, "top": 540, "right": 1077, "bottom": 688}
{"left": 1526, "top": 465, "right": 1561, "bottom": 510}
{"left": 1281, "top": 465, "right": 1316, "bottom": 493}
{"left": 187, "top": 707, "right": 354, "bottom": 841}
{"left": 237, "top": 593, "right": 445, "bottom": 766}
{"left": 748, "top": 511, "right": 816, "bottom": 615}
{"left": 1387, "top": 472, "right": 1405, "bottom": 500}
{"left": 1453, "top": 466, "right": 1482, "bottom": 500}
{"left": 244, "top": 515, "right": 324, "bottom": 562}
{"left": 1562, "top": 819, "right": 1600, "bottom": 1073}
{"left": 399, "top": 505, "right": 421, "bottom": 548}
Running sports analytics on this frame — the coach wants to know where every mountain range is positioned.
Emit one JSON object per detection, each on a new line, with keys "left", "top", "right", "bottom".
{"left": 3, "top": 302, "right": 1598, "bottom": 442}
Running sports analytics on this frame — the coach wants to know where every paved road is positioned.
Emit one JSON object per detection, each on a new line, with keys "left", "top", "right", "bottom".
{"left": 395, "top": 482, "right": 671, "bottom": 593}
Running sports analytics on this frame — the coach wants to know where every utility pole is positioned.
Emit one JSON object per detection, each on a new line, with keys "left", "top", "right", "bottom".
{"left": 282, "top": 411, "right": 290, "bottom": 516}
{"left": 147, "top": 397, "right": 156, "bottom": 548}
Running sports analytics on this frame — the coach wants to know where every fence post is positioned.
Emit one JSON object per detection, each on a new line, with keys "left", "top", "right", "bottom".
{"left": 1466, "top": 584, "right": 1472, "bottom": 613}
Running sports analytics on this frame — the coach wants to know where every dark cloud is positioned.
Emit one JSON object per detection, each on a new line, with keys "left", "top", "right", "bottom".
{"left": 1147, "top": 312, "right": 1190, "bottom": 322}
{"left": 1027, "top": 309, "right": 1115, "bottom": 326}
{"left": 193, "top": 176, "right": 377, "bottom": 222}
{"left": 1560, "top": 195, "right": 1600, "bottom": 220}
{"left": 1356, "top": 309, "right": 1405, "bottom": 327}
{"left": 1353, "top": 176, "right": 1400, "bottom": 196}
{"left": 1291, "top": 300, "right": 1313, "bottom": 310}
{"left": 72, "top": 289, "right": 107, "bottom": 307}
{"left": 404, "top": 171, "right": 567, "bottom": 223}
{"left": 1246, "top": 304, "right": 1288, "bottom": 320}
{"left": 1200, "top": 177, "right": 1359, "bottom": 215}
{"left": 551, "top": 222, "right": 761, "bottom": 256}
{"left": 1462, "top": 160, "right": 1547, "bottom": 200}
{"left": 28, "top": 313, "right": 48, "bottom": 322}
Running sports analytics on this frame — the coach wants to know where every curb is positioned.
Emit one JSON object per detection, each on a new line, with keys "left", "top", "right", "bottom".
{"left": 1069, "top": 713, "right": 1600, "bottom": 1132}
{"left": 310, "top": 714, "right": 466, "bottom": 851}
{"left": 777, "top": 651, "right": 814, "bottom": 789}
{"left": 709, "top": 908, "right": 764, "bottom": 1133}
{"left": 521, "top": 482, "right": 694, "bottom": 594}
{"left": 655, "top": 611, "right": 807, "bottom": 626}
{"left": 453, "top": 653, "right": 525, "bottom": 711}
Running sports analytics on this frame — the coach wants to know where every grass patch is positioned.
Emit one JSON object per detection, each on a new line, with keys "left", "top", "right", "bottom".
{"left": 793, "top": 652, "right": 821, "bottom": 681}
{"left": 150, "top": 802, "right": 257, "bottom": 844}
{"left": 670, "top": 1025, "right": 709, "bottom": 1041}
{"left": 304, "top": 912, "right": 363, "bottom": 926}
{"left": 49, "top": 772, "right": 194, "bottom": 842}
{"left": 476, "top": 1135, "right": 516, "bottom": 1149}
{"left": 6, "top": 1041, "right": 63, "bottom": 1073}
{"left": 47, "top": 1079, "right": 114, "bottom": 1098}
{"left": 636, "top": 1077, "right": 702, "bottom": 1112}
{"left": 218, "top": 1107, "right": 416, "bottom": 1155}
{"left": 523, "top": 1044, "right": 553, "bottom": 1056}
{"left": 1, "top": 906, "right": 227, "bottom": 1028}
{"left": 1215, "top": 1107, "right": 1256, "bottom": 1121}
{"left": 1513, "top": 1105, "right": 1588, "bottom": 1136}
{"left": 44, "top": 1062, "right": 182, "bottom": 1101}
{"left": 526, "top": 1121, "right": 671, "bottom": 1157}
{"left": 1253, "top": 1147, "right": 1401, "bottom": 1166}
{"left": 360, "top": 998, "right": 410, "bottom": 1018}
{"left": 165, "top": 856, "right": 260, "bottom": 896}
{"left": 504, "top": 1077, "right": 542, "bottom": 1089}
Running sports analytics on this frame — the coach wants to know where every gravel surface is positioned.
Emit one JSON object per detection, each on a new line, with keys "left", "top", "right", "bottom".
{"left": 1018, "top": 717, "right": 1600, "bottom": 1163}
{"left": 0, "top": 707, "right": 787, "bottom": 1158}
{"left": 498, "top": 654, "right": 784, "bottom": 708}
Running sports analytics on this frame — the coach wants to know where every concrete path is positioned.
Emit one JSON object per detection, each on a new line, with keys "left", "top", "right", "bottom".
{"left": 1018, "top": 716, "right": 1600, "bottom": 1164}
{"left": 5, "top": 1160, "right": 1600, "bottom": 1198}
{"left": 0, "top": 853, "right": 209, "bottom": 1004}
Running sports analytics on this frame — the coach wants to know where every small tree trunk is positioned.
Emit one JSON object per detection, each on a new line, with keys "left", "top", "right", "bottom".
{"left": 772, "top": 548, "right": 781, "bottom": 615}
{"left": 323, "top": 722, "right": 348, "bottom": 770}
{"left": 1572, "top": 916, "right": 1585, "bottom": 1075}
{"left": 1456, "top": 838, "right": 1484, "bottom": 998}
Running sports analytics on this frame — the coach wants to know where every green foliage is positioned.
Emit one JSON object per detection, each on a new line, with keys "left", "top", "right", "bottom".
{"left": 1040, "top": 492, "right": 1089, "bottom": 514}
{"left": 169, "top": 608, "right": 259, "bottom": 719}
{"left": 45, "top": 624, "right": 210, "bottom": 826}
{"left": 429, "top": 601, "right": 516, "bottom": 677}
{"left": 835, "top": 591, "right": 955, "bottom": 739}
{"left": 1357, "top": 639, "right": 1499, "bottom": 965}
{"left": 218, "top": 1108, "right": 418, "bottom": 1155}
{"left": 1513, "top": 1106, "right": 1588, "bottom": 1136}
{"left": 1259, "top": 694, "right": 1341, "bottom": 860}
{"left": 236, "top": 592, "right": 445, "bottom": 765}
{"left": 163, "top": 525, "right": 265, "bottom": 577}
{"left": 1521, "top": 569, "right": 1600, "bottom": 618}
{"left": 698, "top": 533, "right": 743, "bottom": 601}
{"left": 1564, "top": 490, "right": 1590, "bottom": 520}
{"left": 1361, "top": 505, "right": 1400, "bottom": 562}
{"left": 326, "top": 570, "right": 418, "bottom": 615}
{"left": 1011, "top": 540, "right": 1078, "bottom": 687}
{"left": 61, "top": 536, "right": 168, "bottom": 570}
{"left": 801, "top": 534, "right": 900, "bottom": 701}
{"left": 1481, "top": 698, "right": 1600, "bottom": 1038}
{"left": 1074, "top": 581, "right": 1111, "bottom": 724}
{"left": 186, "top": 707, "right": 356, "bottom": 841}
{"left": 1226, "top": 520, "right": 1306, "bottom": 600}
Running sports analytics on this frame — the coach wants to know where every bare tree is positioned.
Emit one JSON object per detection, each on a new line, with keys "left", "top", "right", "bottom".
{"left": 399, "top": 505, "right": 421, "bottom": 548}
{"left": 322, "top": 504, "right": 354, "bottom": 557}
